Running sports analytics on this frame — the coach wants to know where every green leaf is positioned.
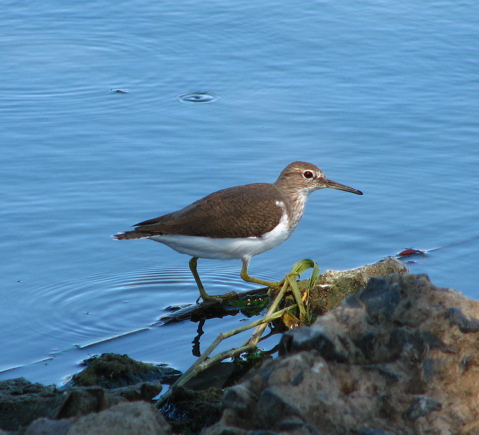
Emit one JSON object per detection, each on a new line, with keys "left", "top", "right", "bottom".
{"left": 289, "top": 259, "right": 320, "bottom": 288}
{"left": 290, "top": 259, "right": 313, "bottom": 275}
{"left": 308, "top": 261, "right": 320, "bottom": 289}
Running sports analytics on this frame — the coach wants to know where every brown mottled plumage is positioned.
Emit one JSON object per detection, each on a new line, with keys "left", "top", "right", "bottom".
{"left": 116, "top": 183, "right": 285, "bottom": 240}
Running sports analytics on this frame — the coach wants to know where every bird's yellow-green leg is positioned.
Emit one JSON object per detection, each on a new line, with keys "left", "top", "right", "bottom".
{"left": 189, "top": 257, "right": 238, "bottom": 303}
{"left": 240, "top": 258, "right": 285, "bottom": 289}
{"left": 189, "top": 257, "right": 222, "bottom": 303}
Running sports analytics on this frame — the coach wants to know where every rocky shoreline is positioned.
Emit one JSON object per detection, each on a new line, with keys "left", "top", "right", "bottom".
{"left": 2, "top": 258, "right": 479, "bottom": 434}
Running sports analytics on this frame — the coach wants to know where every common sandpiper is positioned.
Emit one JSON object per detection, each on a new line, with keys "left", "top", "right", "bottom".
{"left": 115, "top": 161, "right": 363, "bottom": 302}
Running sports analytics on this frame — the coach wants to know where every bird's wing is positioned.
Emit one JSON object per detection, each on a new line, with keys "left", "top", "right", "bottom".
{"left": 128, "top": 183, "right": 285, "bottom": 239}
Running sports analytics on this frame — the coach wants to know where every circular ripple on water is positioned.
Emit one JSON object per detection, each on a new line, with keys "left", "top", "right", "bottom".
{"left": 21, "top": 265, "right": 255, "bottom": 347}
{"left": 177, "top": 91, "right": 217, "bottom": 104}
{"left": 0, "top": 265, "right": 276, "bottom": 381}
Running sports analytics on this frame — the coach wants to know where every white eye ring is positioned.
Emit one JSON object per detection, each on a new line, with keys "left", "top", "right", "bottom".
{"left": 303, "top": 170, "right": 314, "bottom": 179}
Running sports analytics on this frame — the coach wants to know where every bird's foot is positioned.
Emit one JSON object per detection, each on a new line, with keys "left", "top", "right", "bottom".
{"left": 240, "top": 269, "right": 285, "bottom": 290}
{"left": 196, "top": 291, "right": 239, "bottom": 304}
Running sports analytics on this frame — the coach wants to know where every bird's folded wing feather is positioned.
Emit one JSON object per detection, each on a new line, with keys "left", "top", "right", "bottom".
{"left": 126, "top": 183, "right": 285, "bottom": 239}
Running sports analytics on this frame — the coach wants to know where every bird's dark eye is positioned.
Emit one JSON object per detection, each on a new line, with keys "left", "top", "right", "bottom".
{"left": 303, "top": 170, "right": 314, "bottom": 179}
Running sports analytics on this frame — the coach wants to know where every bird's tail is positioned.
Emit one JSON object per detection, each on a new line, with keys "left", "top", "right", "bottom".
{"left": 114, "top": 231, "right": 148, "bottom": 240}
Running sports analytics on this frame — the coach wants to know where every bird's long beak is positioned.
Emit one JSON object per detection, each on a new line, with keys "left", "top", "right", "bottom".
{"left": 324, "top": 178, "right": 363, "bottom": 195}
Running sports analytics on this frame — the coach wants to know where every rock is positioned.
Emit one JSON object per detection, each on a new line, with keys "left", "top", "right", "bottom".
{"left": 205, "top": 274, "right": 479, "bottom": 434}
{"left": 67, "top": 401, "right": 171, "bottom": 435}
{"left": 24, "top": 417, "right": 73, "bottom": 435}
{"left": 0, "top": 378, "right": 64, "bottom": 431}
{"left": 68, "top": 353, "right": 176, "bottom": 388}
{"left": 23, "top": 401, "right": 172, "bottom": 435}
{"left": 160, "top": 387, "right": 223, "bottom": 434}
{"left": 0, "top": 376, "right": 163, "bottom": 432}
{"left": 308, "top": 256, "right": 408, "bottom": 316}
{"left": 7, "top": 268, "right": 479, "bottom": 434}
{"left": 56, "top": 382, "right": 163, "bottom": 419}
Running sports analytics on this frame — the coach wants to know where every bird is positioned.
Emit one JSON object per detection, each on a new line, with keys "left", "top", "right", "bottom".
{"left": 114, "top": 161, "right": 363, "bottom": 302}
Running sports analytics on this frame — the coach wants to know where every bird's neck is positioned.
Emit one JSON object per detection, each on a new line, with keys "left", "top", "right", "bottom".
{"left": 284, "top": 190, "right": 309, "bottom": 231}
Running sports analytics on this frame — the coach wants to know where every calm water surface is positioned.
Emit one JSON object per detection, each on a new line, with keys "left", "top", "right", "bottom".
{"left": 1, "top": 0, "right": 479, "bottom": 386}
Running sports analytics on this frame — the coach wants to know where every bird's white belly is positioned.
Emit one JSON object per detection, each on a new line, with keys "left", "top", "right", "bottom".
{"left": 149, "top": 215, "right": 293, "bottom": 260}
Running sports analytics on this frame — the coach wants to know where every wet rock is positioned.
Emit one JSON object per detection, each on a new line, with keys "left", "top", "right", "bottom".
{"left": 69, "top": 353, "right": 176, "bottom": 388}
{"left": 205, "top": 274, "right": 479, "bottom": 434}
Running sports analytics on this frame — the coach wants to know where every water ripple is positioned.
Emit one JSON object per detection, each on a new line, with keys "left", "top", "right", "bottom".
{"left": 20, "top": 266, "right": 256, "bottom": 349}
{"left": 178, "top": 91, "right": 217, "bottom": 104}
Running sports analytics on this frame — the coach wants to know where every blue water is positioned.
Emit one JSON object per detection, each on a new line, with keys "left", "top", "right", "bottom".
{"left": 1, "top": 0, "right": 479, "bottom": 387}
